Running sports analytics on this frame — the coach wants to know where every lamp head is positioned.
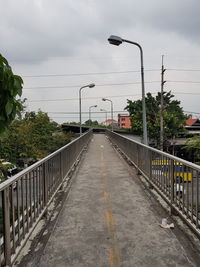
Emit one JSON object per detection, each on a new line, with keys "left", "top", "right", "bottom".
{"left": 102, "top": 98, "right": 106, "bottom": 101}
{"left": 108, "top": 35, "right": 123, "bottom": 46}
{"left": 89, "top": 83, "right": 95, "bottom": 88}
{"left": 94, "top": 105, "right": 97, "bottom": 107}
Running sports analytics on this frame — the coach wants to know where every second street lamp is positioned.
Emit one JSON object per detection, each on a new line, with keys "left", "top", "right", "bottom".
{"left": 89, "top": 105, "right": 97, "bottom": 125}
{"left": 100, "top": 108, "right": 107, "bottom": 126}
{"left": 102, "top": 98, "right": 114, "bottom": 131}
{"left": 108, "top": 35, "right": 148, "bottom": 145}
{"left": 79, "top": 83, "right": 95, "bottom": 135}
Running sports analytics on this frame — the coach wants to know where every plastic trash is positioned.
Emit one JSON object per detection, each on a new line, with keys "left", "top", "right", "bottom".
{"left": 160, "top": 218, "right": 174, "bottom": 229}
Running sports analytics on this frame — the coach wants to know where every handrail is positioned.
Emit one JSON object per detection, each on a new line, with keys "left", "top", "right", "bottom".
{"left": 0, "top": 130, "right": 92, "bottom": 266}
{"left": 106, "top": 130, "right": 200, "bottom": 238}
{"left": 117, "top": 132, "right": 200, "bottom": 171}
{"left": 0, "top": 131, "right": 90, "bottom": 191}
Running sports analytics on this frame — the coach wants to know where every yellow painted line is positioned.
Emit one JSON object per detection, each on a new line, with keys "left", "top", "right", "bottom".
{"left": 100, "top": 146, "right": 121, "bottom": 266}
{"left": 104, "top": 191, "right": 109, "bottom": 201}
{"left": 109, "top": 248, "right": 121, "bottom": 267}
{"left": 105, "top": 209, "right": 116, "bottom": 230}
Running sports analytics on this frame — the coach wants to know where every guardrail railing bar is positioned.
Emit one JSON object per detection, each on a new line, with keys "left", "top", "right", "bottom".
{"left": 0, "top": 130, "right": 92, "bottom": 265}
{"left": 106, "top": 130, "right": 200, "bottom": 238}
{"left": 3, "top": 187, "right": 11, "bottom": 266}
{"left": 5, "top": 130, "right": 92, "bottom": 265}
{"left": 196, "top": 172, "right": 200, "bottom": 228}
{"left": 191, "top": 169, "right": 194, "bottom": 223}
{"left": 21, "top": 178, "right": 25, "bottom": 239}
{"left": 11, "top": 185, "right": 16, "bottom": 253}
{"left": 16, "top": 181, "right": 20, "bottom": 246}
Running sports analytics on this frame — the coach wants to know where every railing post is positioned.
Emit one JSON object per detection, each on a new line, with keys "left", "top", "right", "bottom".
{"left": 43, "top": 162, "right": 48, "bottom": 217}
{"left": 59, "top": 152, "right": 63, "bottom": 190}
{"left": 149, "top": 150, "right": 153, "bottom": 189}
{"left": 136, "top": 144, "right": 141, "bottom": 175}
{"left": 170, "top": 159, "right": 176, "bottom": 215}
{"left": 2, "top": 187, "right": 11, "bottom": 266}
{"left": 60, "top": 151, "right": 63, "bottom": 181}
{"left": 196, "top": 171, "right": 199, "bottom": 228}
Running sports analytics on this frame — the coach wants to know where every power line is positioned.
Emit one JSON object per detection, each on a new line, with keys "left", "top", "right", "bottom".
{"left": 184, "top": 110, "right": 200, "bottom": 115}
{"left": 50, "top": 116, "right": 109, "bottom": 119}
{"left": 27, "top": 93, "right": 147, "bottom": 102}
{"left": 25, "top": 109, "right": 199, "bottom": 116}
{"left": 21, "top": 68, "right": 200, "bottom": 78}
{"left": 175, "top": 92, "right": 200, "bottom": 95}
{"left": 23, "top": 81, "right": 160, "bottom": 90}
{"left": 22, "top": 69, "right": 160, "bottom": 78}
{"left": 167, "top": 68, "right": 200, "bottom": 72}
{"left": 46, "top": 110, "right": 127, "bottom": 114}
{"left": 167, "top": 80, "right": 200, "bottom": 84}
{"left": 25, "top": 91, "right": 200, "bottom": 103}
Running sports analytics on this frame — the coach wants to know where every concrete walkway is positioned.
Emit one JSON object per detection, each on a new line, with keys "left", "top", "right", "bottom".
{"left": 36, "top": 134, "right": 197, "bottom": 266}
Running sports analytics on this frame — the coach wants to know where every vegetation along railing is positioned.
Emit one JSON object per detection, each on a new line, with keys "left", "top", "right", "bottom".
{"left": 0, "top": 130, "right": 92, "bottom": 266}
{"left": 106, "top": 130, "right": 200, "bottom": 237}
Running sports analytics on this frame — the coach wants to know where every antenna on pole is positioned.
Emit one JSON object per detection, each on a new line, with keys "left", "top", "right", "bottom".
{"left": 160, "top": 55, "right": 166, "bottom": 151}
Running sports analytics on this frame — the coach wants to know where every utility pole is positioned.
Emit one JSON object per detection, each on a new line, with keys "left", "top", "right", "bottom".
{"left": 160, "top": 55, "right": 166, "bottom": 151}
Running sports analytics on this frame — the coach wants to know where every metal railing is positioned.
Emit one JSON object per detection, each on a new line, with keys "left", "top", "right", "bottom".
{"left": 0, "top": 130, "right": 92, "bottom": 266}
{"left": 106, "top": 131, "right": 200, "bottom": 237}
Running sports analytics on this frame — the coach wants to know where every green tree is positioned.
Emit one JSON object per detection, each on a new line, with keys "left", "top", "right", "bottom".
{"left": 0, "top": 111, "right": 71, "bottom": 167}
{"left": 184, "top": 136, "right": 200, "bottom": 164}
{"left": 84, "top": 120, "right": 99, "bottom": 126}
{"left": 125, "top": 91, "right": 187, "bottom": 146}
{"left": 84, "top": 119, "right": 92, "bottom": 126}
{"left": 0, "top": 160, "right": 15, "bottom": 181}
{"left": 0, "top": 54, "right": 24, "bottom": 134}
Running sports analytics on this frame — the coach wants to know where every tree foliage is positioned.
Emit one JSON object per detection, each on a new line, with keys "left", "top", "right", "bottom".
{"left": 0, "top": 160, "right": 15, "bottom": 181}
{"left": 0, "top": 54, "right": 24, "bottom": 134}
{"left": 84, "top": 119, "right": 99, "bottom": 126}
{"left": 0, "top": 111, "right": 71, "bottom": 167}
{"left": 125, "top": 91, "right": 187, "bottom": 145}
{"left": 184, "top": 136, "right": 200, "bottom": 164}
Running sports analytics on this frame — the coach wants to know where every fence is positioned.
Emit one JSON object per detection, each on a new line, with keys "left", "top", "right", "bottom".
{"left": 0, "top": 130, "right": 92, "bottom": 266}
{"left": 106, "top": 131, "right": 200, "bottom": 237}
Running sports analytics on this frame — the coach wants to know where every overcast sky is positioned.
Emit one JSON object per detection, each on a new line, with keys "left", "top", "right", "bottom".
{"left": 1, "top": 0, "right": 200, "bottom": 123}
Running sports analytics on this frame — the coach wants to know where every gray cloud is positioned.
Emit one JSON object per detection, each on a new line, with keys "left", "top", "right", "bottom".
{"left": 1, "top": 0, "right": 200, "bottom": 123}
{"left": 1, "top": 0, "right": 200, "bottom": 64}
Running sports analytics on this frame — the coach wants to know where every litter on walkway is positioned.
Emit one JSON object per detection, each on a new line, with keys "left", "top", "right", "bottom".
{"left": 160, "top": 218, "right": 174, "bottom": 229}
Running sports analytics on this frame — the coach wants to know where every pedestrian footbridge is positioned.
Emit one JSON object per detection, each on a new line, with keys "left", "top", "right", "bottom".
{"left": 1, "top": 131, "right": 200, "bottom": 266}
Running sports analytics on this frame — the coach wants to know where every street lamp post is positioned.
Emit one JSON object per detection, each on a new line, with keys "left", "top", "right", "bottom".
{"left": 102, "top": 98, "right": 114, "bottom": 131}
{"left": 79, "top": 83, "right": 95, "bottom": 135}
{"left": 89, "top": 105, "right": 97, "bottom": 125}
{"left": 100, "top": 108, "right": 107, "bottom": 126}
{"left": 108, "top": 35, "right": 148, "bottom": 145}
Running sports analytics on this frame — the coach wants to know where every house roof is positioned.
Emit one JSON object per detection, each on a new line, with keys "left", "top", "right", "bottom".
{"left": 118, "top": 113, "right": 130, "bottom": 117}
{"left": 105, "top": 119, "right": 117, "bottom": 122}
{"left": 185, "top": 118, "right": 199, "bottom": 126}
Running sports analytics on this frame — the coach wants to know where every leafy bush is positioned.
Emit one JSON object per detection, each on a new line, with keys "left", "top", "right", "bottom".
{"left": 0, "top": 54, "right": 24, "bottom": 134}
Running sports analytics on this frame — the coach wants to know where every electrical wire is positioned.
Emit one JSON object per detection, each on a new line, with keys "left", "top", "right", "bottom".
{"left": 23, "top": 81, "right": 160, "bottom": 90}
{"left": 175, "top": 92, "right": 200, "bottom": 95}
{"left": 45, "top": 110, "right": 127, "bottom": 114}
{"left": 167, "top": 80, "right": 200, "bottom": 84}
{"left": 24, "top": 91, "right": 200, "bottom": 103}
{"left": 27, "top": 93, "right": 147, "bottom": 102}
{"left": 184, "top": 110, "right": 200, "bottom": 115}
{"left": 22, "top": 69, "right": 160, "bottom": 78}
{"left": 50, "top": 116, "right": 110, "bottom": 119}
{"left": 167, "top": 68, "right": 200, "bottom": 72}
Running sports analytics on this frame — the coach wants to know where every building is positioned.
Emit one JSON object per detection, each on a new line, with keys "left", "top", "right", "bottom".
{"left": 118, "top": 114, "right": 131, "bottom": 129}
{"left": 185, "top": 115, "right": 200, "bottom": 134}
{"left": 101, "top": 119, "right": 118, "bottom": 127}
